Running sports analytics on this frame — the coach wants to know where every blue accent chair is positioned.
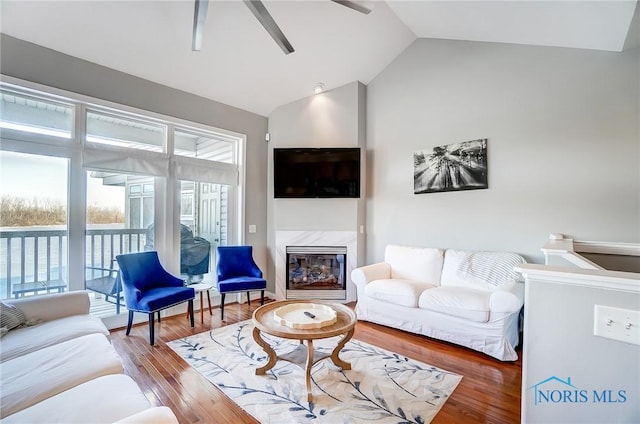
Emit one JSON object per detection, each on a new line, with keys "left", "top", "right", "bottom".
{"left": 116, "top": 251, "right": 195, "bottom": 345}
{"left": 216, "top": 246, "right": 266, "bottom": 320}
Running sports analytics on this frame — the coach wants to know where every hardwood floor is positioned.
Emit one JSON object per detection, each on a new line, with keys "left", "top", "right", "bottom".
{"left": 110, "top": 301, "right": 522, "bottom": 423}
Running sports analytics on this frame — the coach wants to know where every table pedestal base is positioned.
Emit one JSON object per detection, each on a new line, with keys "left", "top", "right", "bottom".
{"left": 253, "top": 327, "right": 355, "bottom": 402}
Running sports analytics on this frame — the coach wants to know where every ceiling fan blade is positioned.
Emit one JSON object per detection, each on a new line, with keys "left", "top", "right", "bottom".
{"left": 243, "top": 0, "right": 295, "bottom": 55}
{"left": 331, "top": 0, "right": 371, "bottom": 15}
{"left": 330, "top": 0, "right": 372, "bottom": 15}
{"left": 192, "top": 0, "right": 209, "bottom": 51}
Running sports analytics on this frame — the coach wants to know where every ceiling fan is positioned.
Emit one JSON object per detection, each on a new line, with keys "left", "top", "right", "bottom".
{"left": 192, "top": 0, "right": 372, "bottom": 54}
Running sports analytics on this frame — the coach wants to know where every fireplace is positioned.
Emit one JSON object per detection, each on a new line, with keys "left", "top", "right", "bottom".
{"left": 286, "top": 246, "right": 347, "bottom": 300}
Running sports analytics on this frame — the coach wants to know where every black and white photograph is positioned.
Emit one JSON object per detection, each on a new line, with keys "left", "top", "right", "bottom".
{"left": 414, "top": 139, "right": 488, "bottom": 194}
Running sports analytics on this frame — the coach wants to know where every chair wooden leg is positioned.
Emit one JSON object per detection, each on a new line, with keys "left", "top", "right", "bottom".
{"left": 149, "top": 313, "right": 155, "bottom": 346}
{"left": 206, "top": 291, "right": 212, "bottom": 315}
{"left": 199, "top": 291, "right": 204, "bottom": 324}
{"left": 157, "top": 311, "right": 161, "bottom": 322}
{"left": 126, "top": 310, "right": 134, "bottom": 335}
{"left": 247, "top": 291, "right": 251, "bottom": 305}
{"left": 220, "top": 293, "right": 226, "bottom": 320}
{"left": 260, "top": 290, "right": 264, "bottom": 305}
{"left": 188, "top": 300, "right": 194, "bottom": 327}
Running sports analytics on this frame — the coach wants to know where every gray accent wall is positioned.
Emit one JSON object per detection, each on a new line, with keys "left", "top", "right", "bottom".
{"left": 366, "top": 39, "right": 640, "bottom": 263}
{"left": 0, "top": 34, "right": 269, "bottom": 269}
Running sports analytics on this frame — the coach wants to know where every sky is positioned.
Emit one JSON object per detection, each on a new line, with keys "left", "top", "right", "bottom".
{"left": 0, "top": 150, "right": 124, "bottom": 209}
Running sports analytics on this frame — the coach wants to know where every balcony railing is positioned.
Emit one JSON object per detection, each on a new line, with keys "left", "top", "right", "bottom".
{"left": 0, "top": 227, "right": 146, "bottom": 299}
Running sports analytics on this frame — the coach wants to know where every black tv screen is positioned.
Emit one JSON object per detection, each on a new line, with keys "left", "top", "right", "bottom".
{"left": 274, "top": 148, "right": 361, "bottom": 198}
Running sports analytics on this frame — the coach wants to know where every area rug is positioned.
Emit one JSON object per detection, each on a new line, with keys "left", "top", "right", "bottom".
{"left": 168, "top": 321, "right": 462, "bottom": 424}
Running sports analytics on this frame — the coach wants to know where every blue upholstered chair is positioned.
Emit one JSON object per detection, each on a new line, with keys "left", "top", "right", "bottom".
{"left": 116, "top": 251, "right": 195, "bottom": 345}
{"left": 216, "top": 246, "right": 266, "bottom": 320}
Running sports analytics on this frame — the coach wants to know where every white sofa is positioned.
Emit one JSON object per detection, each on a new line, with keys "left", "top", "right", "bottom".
{"left": 351, "top": 245, "right": 526, "bottom": 361}
{"left": 0, "top": 291, "right": 178, "bottom": 423}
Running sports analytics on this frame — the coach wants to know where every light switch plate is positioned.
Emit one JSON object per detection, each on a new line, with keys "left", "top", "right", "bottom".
{"left": 248, "top": 224, "right": 257, "bottom": 233}
{"left": 594, "top": 304, "right": 640, "bottom": 345}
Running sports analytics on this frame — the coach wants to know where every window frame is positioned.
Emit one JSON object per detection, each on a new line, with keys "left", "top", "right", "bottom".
{"left": 0, "top": 75, "right": 247, "bottom": 323}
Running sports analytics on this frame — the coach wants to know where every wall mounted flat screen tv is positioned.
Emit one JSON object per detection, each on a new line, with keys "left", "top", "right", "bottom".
{"left": 274, "top": 147, "right": 361, "bottom": 198}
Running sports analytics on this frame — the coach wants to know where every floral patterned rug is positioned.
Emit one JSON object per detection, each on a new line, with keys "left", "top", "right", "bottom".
{"left": 168, "top": 321, "right": 462, "bottom": 424}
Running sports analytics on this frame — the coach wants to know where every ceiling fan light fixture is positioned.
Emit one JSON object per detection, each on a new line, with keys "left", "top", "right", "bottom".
{"left": 314, "top": 83, "right": 325, "bottom": 94}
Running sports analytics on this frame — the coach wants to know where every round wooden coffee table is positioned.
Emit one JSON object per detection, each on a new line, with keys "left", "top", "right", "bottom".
{"left": 252, "top": 300, "right": 357, "bottom": 402}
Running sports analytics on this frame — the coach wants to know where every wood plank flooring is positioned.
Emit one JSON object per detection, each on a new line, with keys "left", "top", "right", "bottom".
{"left": 109, "top": 300, "right": 522, "bottom": 423}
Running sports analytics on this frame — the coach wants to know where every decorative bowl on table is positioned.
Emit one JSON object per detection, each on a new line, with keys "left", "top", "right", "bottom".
{"left": 273, "top": 303, "right": 337, "bottom": 329}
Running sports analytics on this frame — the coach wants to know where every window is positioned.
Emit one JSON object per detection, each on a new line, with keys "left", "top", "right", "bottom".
{"left": 174, "top": 128, "right": 235, "bottom": 163}
{"left": 127, "top": 180, "right": 155, "bottom": 229}
{"left": 85, "top": 171, "right": 153, "bottom": 316}
{"left": 0, "top": 151, "right": 69, "bottom": 300}
{"left": 0, "top": 88, "right": 73, "bottom": 139}
{"left": 86, "top": 109, "right": 166, "bottom": 152}
{"left": 1, "top": 80, "right": 245, "bottom": 326}
{"left": 179, "top": 180, "right": 229, "bottom": 283}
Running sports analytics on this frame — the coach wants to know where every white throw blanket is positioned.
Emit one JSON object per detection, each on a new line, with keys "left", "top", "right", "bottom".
{"left": 458, "top": 251, "right": 525, "bottom": 286}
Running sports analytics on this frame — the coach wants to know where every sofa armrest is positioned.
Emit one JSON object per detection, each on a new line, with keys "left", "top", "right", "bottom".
{"left": 113, "top": 406, "right": 178, "bottom": 424}
{"left": 489, "top": 282, "right": 524, "bottom": 313}
{"left": 6, "top": 291, "right": 90, "bottom": 323}
{"left": 350, "top": 262, "right": 391, "bottom": 290}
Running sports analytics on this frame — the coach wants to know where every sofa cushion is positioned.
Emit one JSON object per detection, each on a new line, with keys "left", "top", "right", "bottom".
{"left": 366, "top": 279, "right": 437, "bottom": 308}
{"left": 440, "top": 250, "right": 490, "bottom": 289}
{"left": 5, "top": 291, "right": 90, "bottom": 324}
{"left": 384, "top": 245, "right": 444, "bottom": 284}
{"left": 0, "top": 314, "right": 109, "bottom": 363}
{"left": 418, "top": 286, "right": 491, "bottom": 322}
{"left": 2, "top": 374, "right": 151, "bottom": 423}
{"left": 0, "top": 333, "right": 124, "bottom": 418}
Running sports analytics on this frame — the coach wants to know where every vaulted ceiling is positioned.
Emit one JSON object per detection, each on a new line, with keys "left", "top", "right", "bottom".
{"left": 1, "top": 1, "right": 637, "bottom": 117}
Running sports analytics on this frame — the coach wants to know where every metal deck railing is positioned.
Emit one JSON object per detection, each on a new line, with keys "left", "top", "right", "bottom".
{"left": 0, "top": 227, "right": 146, "bottom": 300}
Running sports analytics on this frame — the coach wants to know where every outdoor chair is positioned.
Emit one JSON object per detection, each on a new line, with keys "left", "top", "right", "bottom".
{"left": 116, "top": 251, "right": 195, "bottom": 345}
{"left": 216, "top": 245, "right": 266, "bottom": 320}
{"left": 85, "top": 259, "right": 122, "bottom": 314}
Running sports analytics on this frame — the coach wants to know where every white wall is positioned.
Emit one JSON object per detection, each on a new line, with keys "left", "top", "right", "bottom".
{"left": 519, "top": 264, "right": 640, "bottom": 423}
{"left": 367, "top": 39, "right": 640, "bottom": 263}
{"left": 267, "top": 81, "right": 366, "bottom": 295}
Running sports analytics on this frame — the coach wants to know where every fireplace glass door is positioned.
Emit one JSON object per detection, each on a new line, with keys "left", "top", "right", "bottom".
{"left": 285, "top": 246, "right": 347, "bottom": 300}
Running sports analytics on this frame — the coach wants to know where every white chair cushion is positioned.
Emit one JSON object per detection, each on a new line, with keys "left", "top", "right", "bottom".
{"left": 366, "top": 279, "right": 437, "bottom": 308}
{"left": 384, "top": 245, "right": 444, "bottom": 284}
{"left": 418, "top": 286, "right": 491, "bottom": 322}
{"left": 0, "top": 333, "right": 123, "bottom": 418}
{"left": 0, "top": 314, "right": 109, "bottom": 363}
{"left": 2, "top": 374, "right": 150, "bottom": 423}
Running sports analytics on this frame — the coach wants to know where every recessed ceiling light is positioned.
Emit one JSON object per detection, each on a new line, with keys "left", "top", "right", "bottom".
{"left": 314, "top": 83, "right": 325, "bottom": 94}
